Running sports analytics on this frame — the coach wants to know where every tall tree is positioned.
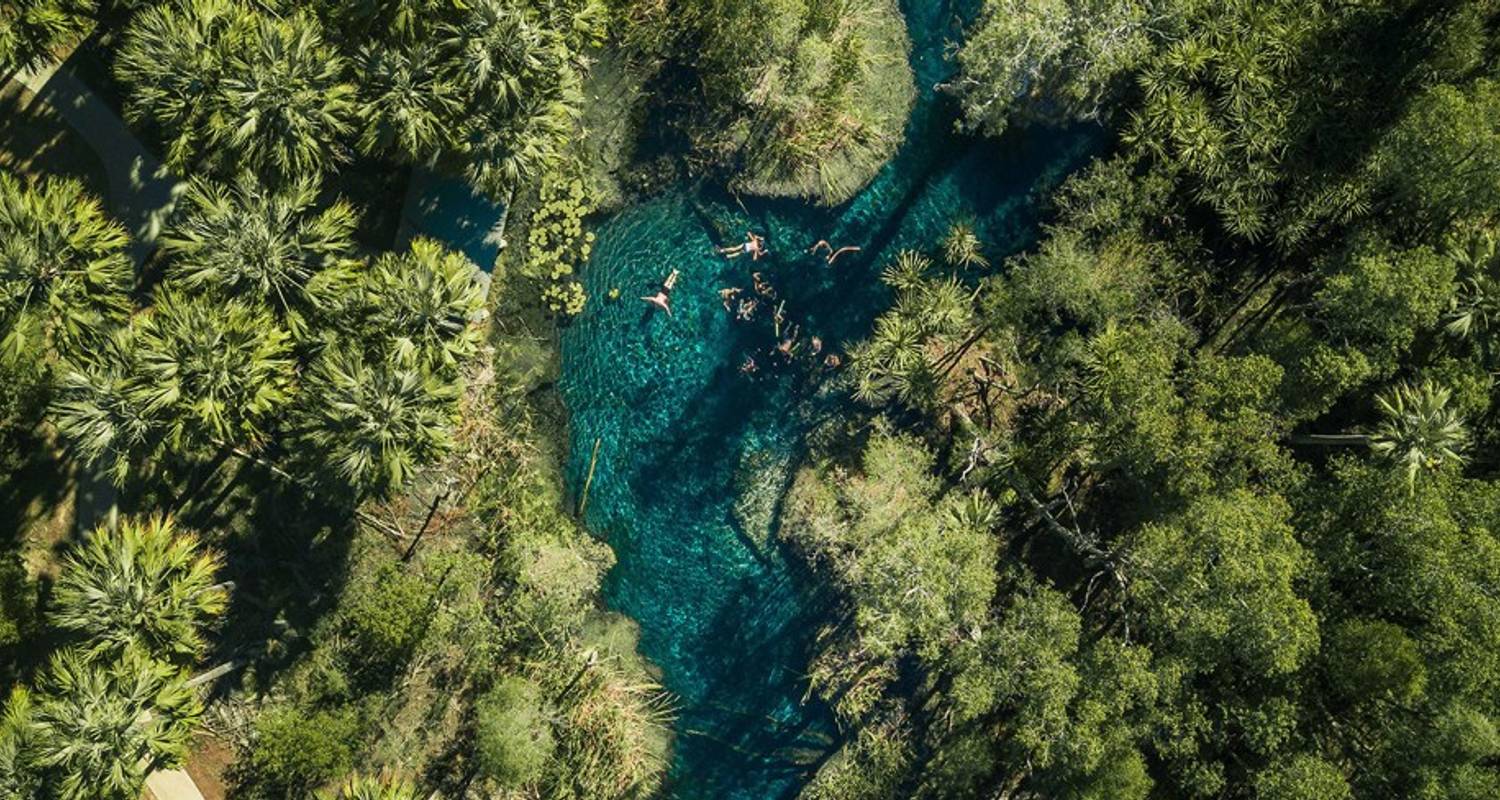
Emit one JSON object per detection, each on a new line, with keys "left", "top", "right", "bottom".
{"left": 0, "top": 0, "right": 94, "bottom": 76}
{"left": 51, "top": 326, "right": 159, "bottom": 486}
{"left": 291, "top": 346, "right": 458, "bottom": 497}
{"left": 49, "top": 515, "right": 226, "bottom": 663}
{"left": 20, "top": 647, "right": 201, "bottom": 800}
{"left": 160, "top": 172, "right": 357, "bottom": 336}
{"left": 133, "top": 288, "right": 294, "bottom": 451}
{"left": 0, "top": 173, "right": 131, "bottom": 362}
{"left": 214, "top": 12, "right": 356, "bottom": 182}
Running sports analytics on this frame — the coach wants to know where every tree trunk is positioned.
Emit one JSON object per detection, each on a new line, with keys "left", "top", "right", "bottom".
{"left": 1288, "top": 433, "right": 1370, "bottom": 447}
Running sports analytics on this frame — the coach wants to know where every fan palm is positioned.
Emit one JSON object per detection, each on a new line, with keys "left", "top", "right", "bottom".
{"left": 294, "top": 346, "right": 459, "bottom": 496}
{"left": 50, "top": 515, "right": 226, "bottom": 663}
{"left": 24, "top": 647, "right": 200, "bottom": 800}
{"left": 0, "top": 0, "right": 94, "bottom": 76}
{"left": 160, "top": 173, "right": 357, "bottom": 336}
{"left": 0, "top": 173, "right": 132, "bottom": 362}
{"left": 215, "top": 13, "right": 356, "bottom": 183}
{"left": 135, "top": 289, "right": 294, "bottom": 451}
{"left": 51, "top": 327, "right": 160, "bottom": 486}
{"left": 442, "top": 0, "right": 555, "bottom": 110}
{"left": 1371, "top": 380, "right": 1468, "bottom": 492}
{"left": 1441, "top": 227, "right": 1500, "bottom": 340}
{"left": 0, "top": 686, "right": 36, "bottom": 798}
{"left": 317, "top": 772, "right": 421, "bottom": 800}
{"left": 365, "top": 237, "right": 487, "bottom": 369}
{"left": 114, "top": 0, "right": 239, "bottom": 169}
{"left": 464, "top": 79, "right": 582, "bottom": 200}
{"left": 354, "top": 41, "right": 464, "bottom": 165}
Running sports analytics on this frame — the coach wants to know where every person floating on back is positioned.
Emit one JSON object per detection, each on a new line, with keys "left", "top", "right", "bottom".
{"left": 809, "top": 239, "right": 861, "bottom": 265}
{"left": 641, "top": 268, "right": 681, "bottom": 315}
{"left": 718, "top": 231, "right": 767, "bottom": 261}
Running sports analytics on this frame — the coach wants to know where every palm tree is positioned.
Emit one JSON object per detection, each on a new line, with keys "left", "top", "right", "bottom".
{"left": 0, "top": 173, "right": 132, "bottom": 362}
{"left": 317, "top": 772, "right": 421, "bottom": 800}
{"left": 1441, "top": 227, "right": 1500, "bottom": 340}
{"left": 24, "top": 647, "right": 200, "bottom": 800}
{"left": 293, "top": 345, "right": 458, "bottom": 497}
{"left": 0, "top": 0, "right": 95, "bottom": 76}
{"left": 942, "top": 221, "right": 989, "bottom": 270}
{"left": 365, "top": 237, "right": 487, "bottom": 369}
{"left": 463, "top": 80, "right": 581, "bottom": 201}
{"left": 354, "top": 41, "right": 463, "bottom": 165}
{"left": 160, "top": 173, "right": 357, "bottom": 336}
{"left": 50, "top": 515, "right": 226, "bottom": 663}
{"left": 134, "top": 288, "right": 294, "bottom": 451}
{"left": 441, "top": 0, "right": 554, "bottom": 111}
{"left": 1292, "top": 380, "right": 1468, "bottom": 492}
{"left": 0, "top": 686, "right": 36, "bottom": 798}
{"left": 1371, "top": 380, "right": 1468, "bottom": 491}
{"left": 214, "top": 12, "right": 356, "bottom": 183}
{"left": 114, "top": 0, "right": 239, "bottom": 169}
{"left": 51, "top": 327, "right": 160, "bottom": 486}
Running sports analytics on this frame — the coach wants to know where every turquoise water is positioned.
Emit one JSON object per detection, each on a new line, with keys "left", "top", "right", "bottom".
{"left": 558, "top": 2, "right": 1098, "bottom": 796}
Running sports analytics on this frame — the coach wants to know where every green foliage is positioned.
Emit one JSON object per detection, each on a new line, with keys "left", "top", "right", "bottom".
{"left": 245, "top": 704, "right": 360, "bottom": 797}
{"left": 687, "top": 0, "right": 916, "bottom": 204}
{"left": 0, "top": 0, "right": 94, "bottom": 75}
{"left": 136, "top": 289, "right": 295, "bottom": 450}
{"left": 160, "top": 173, "right": 358, "bottom": 336}
{"left": 0, "top": 172, "right": 132, "bottom": 364}
{"left": 473, "top": 675, "right": 554, "bottom": 788}
{"left": 952, "top": 0, "right": 1162, "bottom": 137}
{"left": 1132, "top": 490, "right": 1316, "bottom": 676}
{"left": 523, "top": 171, "right": 595, "bottom": 316}
{"left": 15, "top": 647, "right": 201, "bottom": 800}
{"left": 316, "top": 772, "right": 420, "bottom": 800}
{"left": 362, "top": 237, "right": 487, "bottom": 369}
{"left": 0, "top": 550, "right": 34, "bottom": 651}
{"left": 1254, "top": 754, "right": 1351, "bottom": 800}
{"left": 1370, "top": 380, "right": 1468, "bottom": 492}
{"left": 291, "top": 345, "right": 458, "bottom": 497}
{"left": 1375, "top": 79, "right": 1500, "bottom": 228}
{"left": 336, "top": 559, "right": 433, "bottom": 677}
{"left": 117, "top": 1, "right": 356, "bottom": 180}
{"left": 50, "top": 516, "right": 225, "bottom": 664}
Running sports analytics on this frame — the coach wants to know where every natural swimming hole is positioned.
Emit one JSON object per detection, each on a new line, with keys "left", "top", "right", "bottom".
{"left": 558, "top": 2, "right": 1099, "bottom": 797}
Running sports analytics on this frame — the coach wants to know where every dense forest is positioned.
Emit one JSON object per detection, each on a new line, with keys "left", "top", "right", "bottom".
{"left": 4, "top": 0, "right": 1500, "bottom": 798}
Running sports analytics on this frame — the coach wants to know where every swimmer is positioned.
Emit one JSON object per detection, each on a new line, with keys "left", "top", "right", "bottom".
{"left": 718, "top": 231, "right": 767, "bottom": 261}
{"left": 810, "top": 335, "right": 823, "bottom": 355}
{"left": 719, "top": 286, "right": 742, "bottom": 311}
{"left": 827, "top": 245, "right": 862, "bottom": 265}
{"left": 740, "top": 356, "right": 758, "bottom": 374}
{"left": 824, "top": 353, "right": 842, "bottom": 368}
{"left": 752, "top": 271, "right": 776, "bottom": 299}
{"left": 640, "top": 269, "right": 681, "bottom": 315}
{"left": 736, "top": 297, "right": 759, "bottom": 321}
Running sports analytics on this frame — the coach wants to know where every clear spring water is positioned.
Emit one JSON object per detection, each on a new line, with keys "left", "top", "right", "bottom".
{"left": 558, "top": 2, "right": 1099, "bottom": 796}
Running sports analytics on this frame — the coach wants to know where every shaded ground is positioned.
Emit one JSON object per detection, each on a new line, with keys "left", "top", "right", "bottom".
{"left": 0, "top": 80, "right": 108, "bottom": 194}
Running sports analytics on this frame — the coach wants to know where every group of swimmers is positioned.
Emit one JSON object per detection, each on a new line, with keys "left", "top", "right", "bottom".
{"left": 639, "top": 228, "right": 855, "bottom": 374}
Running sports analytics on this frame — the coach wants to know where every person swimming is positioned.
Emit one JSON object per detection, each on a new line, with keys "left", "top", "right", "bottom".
{"left": 719, "top": 286, "right": 742, "bottom": 312}
{"left": 827, "top": 245, "right": 861, "bottom": 265}
{"left": 809, "top": 239, "right": 860, "bottom": 264}
{"left": 740, "top": 355, "right": 758, "bottom": 374}
{"left": 718, "top": 231, "right": 767, "bottom": 261}
{"left": 736, "top": 297, "right": 759, "bottom": 321}
{"left": 641, "top": 269, "right": 681, "bottom": 315}
{"left": 752, "top": 271, "right": 776, "bottom": 299}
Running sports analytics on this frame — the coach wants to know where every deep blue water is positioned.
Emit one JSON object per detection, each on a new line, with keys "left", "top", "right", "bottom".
{"left": 558, "top": 2, "right": 1099, "bottom": 796}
